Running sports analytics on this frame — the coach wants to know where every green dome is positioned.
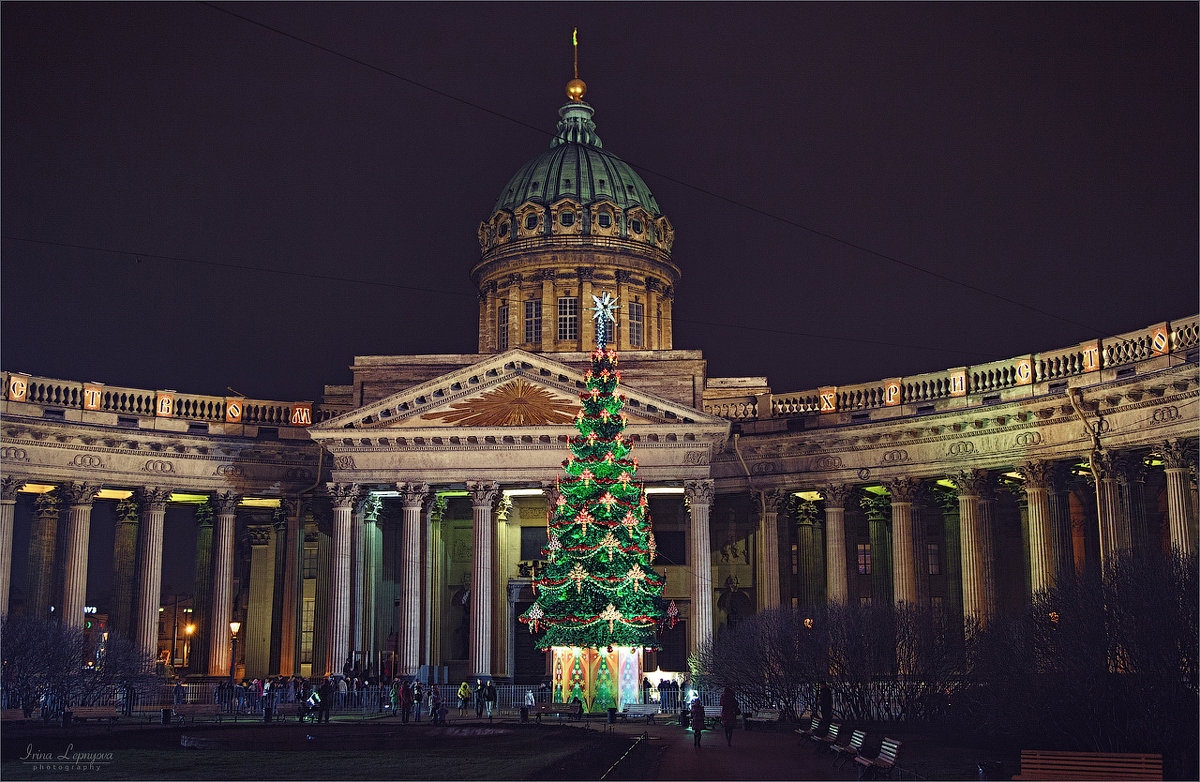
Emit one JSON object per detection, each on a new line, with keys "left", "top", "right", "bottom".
{"left": 492, "top": 102, "right": 661, "bottom": 215}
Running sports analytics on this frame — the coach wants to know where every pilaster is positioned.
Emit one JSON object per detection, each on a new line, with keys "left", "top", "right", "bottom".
{"left": 757, "top": 489, "right": 783, "bottom": 610}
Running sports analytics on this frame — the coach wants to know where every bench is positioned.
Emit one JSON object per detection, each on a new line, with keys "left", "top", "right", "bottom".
{"left": 744, "top": 707, "right": 781, "bottom": 730}
{"left": 171, "top": 703, "right": 225, "bottom": 724}
{"left": 532, "top": 702, "right": 583, "bottom": 723}
{"left": 1, "top": 708, "right": 37, "bottom": 722}
{"left": 69, "top": 706, "right": 120, "bottom": 723}
{"left": 812, "top": 722, "right": 841, "bottom": 751}
{"left": 620, "top": 703, "right": 660, "bottom": 723}
{"left": 1012, "top": 750, "right": 1163, "bottom": 780}
{"left": 855, "top": 737, "right": 901, "bottom": 780}
{"left": 794, "top": 716, "right": 821, "bottom": 739}
{"left": 686, "top": 704, "right": 722, "bottom": 729}
{"left": 832, "top": 729, "right": 867, "bottom": 768}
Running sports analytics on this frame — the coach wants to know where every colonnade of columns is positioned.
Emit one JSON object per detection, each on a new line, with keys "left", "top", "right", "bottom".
{"left": 796, "top": 444, "right": 1198, "bottom": 629}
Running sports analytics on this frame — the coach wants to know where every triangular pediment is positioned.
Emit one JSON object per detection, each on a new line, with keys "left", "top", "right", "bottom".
{"left": 310, "top": 350, "right": 726, "bottom": 435}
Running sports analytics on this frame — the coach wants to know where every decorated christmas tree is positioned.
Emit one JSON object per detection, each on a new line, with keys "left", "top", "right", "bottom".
{"left": 520, "top": 291, "right": 667, "bottom": 710}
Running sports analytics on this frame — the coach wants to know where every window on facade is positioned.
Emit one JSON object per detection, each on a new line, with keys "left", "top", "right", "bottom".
{"left": 857, "top": 543, "right": 872, "bottom": 575}
{"left": 628, "top": 301, "right": 644, "bottom": 347}
{"left": 656, "top": 304, "right": 662, "bottom": 347}
{"left": 630, "top": 218, "right": 643, "bottom": 234}
{"left": 300, "top": 597, "right": 315, "bottom": 665}
{"left": 520, "top": 526, "right": 547, "bottom": 561}
{"left": 655, "top": 531, "right": 686, "bottom": 565}
{"left": 790, "top": 543, "right": 799, "bottom": 575}
{"left": 597, "top": 212, "right": 612, "bottom": 229}
{"left": 498, "top": 222, "right": 509, "bottom": 237}
{"left": 559, "top": 211, "right": 574, "bottom": 227}
{"left": 524, "top": 300, "right": 542, "bottom": 344}
{"left": 927, "top": 542, "right": 941, "bottom": 575}
{"left": 302, "top": 547, "right": 317, "bottom": 580}
{"left": 859, "top": 596, "right": 872, "bottom": 607}
{"left": 524, "top": 213, "right": 538, "bottom": 230}
{"left": 557, "top": 297, "right": 578, "bottom": 341}
{"left": 497, "top": 302, "right": 509, "bottom": 351}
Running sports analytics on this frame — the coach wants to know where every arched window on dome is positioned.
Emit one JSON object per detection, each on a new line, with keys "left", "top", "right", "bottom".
{"left": 559, "top": 211, "right": 575, "bottom": 227}
{"left": 524, "top": 213, "right": 539, "bottom": 230}
{"left": 630, "top": 218, "right": 643, "bottom": 234}
{"left": 597, "top": 212, "right": 611, "bottom": 229}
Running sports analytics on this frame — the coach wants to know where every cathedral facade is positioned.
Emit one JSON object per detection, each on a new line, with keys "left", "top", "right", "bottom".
{"left": 2, "top": 78, "right": 1196, "bottom": 685}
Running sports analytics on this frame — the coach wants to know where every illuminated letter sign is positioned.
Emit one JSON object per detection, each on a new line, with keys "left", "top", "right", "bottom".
{"left": 7, "top": 374, "right": 29, "bottom": 402}
{"left": 156, "top": 391, "right": 174, "bottom": 417}
{"left": 948, "top": 371, "right": 967, "bottom": 398}
{"left": 1151, "top": 327, "right": 1169, "bottom": 356}
{"left": 1014, "top": 359, "right": 1032, "bottom": 386}
{"left": 82, "top": 384, "right": 104, "bottom": 411}
{"left": 818, "top": 387, "right": 837, "bottom": 413}
{"left": 883, "top": 379, "right": 902, "bottom": 407}
{"left": 225, "top": 398, "right": 243, "bottom": 423}
{"left": 291, "top": 404, "right": 312, "bottom": 427}
{"left": 1081, "top": 343, "right": 1100, "bottom": 372}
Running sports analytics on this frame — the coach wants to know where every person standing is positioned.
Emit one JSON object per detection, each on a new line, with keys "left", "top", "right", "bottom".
{"left": 484, "top": 679, "right": 496, "bottom": 719}
{"left": 719, "top": 687, "right": 741, "bottom": 747}
{"left": 474, "top": 679, "right": 485, "bottom": 718}
{"left": 457, "top": 681, "right": 471, "bottom": 716}
{"left": 690, "top": 697, "right": 705, "bottom": 748}
{"left": 642, "top": 677, "right": 652, "bottom": 705}
{"left": 317, "top": 678, "right": 333, "bottom": 724}
{"left": 399, "top": 681, "right": 413, "bottom": 724}
{"left": 819, "top": 684, "right": 833, "bottom": 727}
{"left": 413, "top": 681, "right": 424, "bottom": 722}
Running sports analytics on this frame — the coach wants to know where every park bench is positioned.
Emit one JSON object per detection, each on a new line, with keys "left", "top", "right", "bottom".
{"left": 171, "top": 703, "right": 224, "bottom": 724}
{"left": 69, "top": 706, "right": 120, "bottom": 723}
{"left": 794, "top": 716, "right": 822, "bottom": 739}
{"left": 532, "top": 702, "right": 582, "bottom": 723}
{"left": 743, "top": 707, "right": 781, "bottom": 730}
{"left": 686, "top": 704, "right": 722, "bottom": 729}
{"left": 1011, "top": 750, "right": 1162, "bottom": 780}
{"left": 0, "top": 708, "right": 36, "bottom": 722}
{"left": 620, "top": 703, "right": 660, "bottom": 723}
{"left": 832, "top": 729, "right": 866, "bottom": 767}
{"left": 811, "top": 722, "right": 841, "bottom": 751}
{"left": 855, "top": 737, "right": 902, "bottom": 780}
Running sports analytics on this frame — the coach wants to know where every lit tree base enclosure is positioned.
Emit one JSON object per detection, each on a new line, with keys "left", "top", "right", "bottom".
{"left": 550, "top": 645, "right": 643, "bottom": 713}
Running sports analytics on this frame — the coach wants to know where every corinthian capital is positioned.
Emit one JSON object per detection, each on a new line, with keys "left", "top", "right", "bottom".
{"left": 885, "top": 477, "right": 923, "bottom": 504}
{"left": 684, "top": 479, "right": 714, "bottom": 506}
{"left": 326, "top": 483, "right": 360, "bottom": 509}
{"left": 466, "top": 480, "right": 500, "bottom": 508}
{"left": 1016, "top": 461, "right": 1056, "bottom": 491}
{"left": 1159, "top": 438, "right": 1197, "bottom": 471}
{"left": 949, "top": 468, "right": 991, "bottom": 497}
{"left": 761, "top": 488, "right": 786, "bottom": 514}
{"left": 1, "top": 476, "right": 23, "bottom": 501}
{"left": 60, "top": 482, "right": 100, "bottom": 507}
{"left": 397, "top": 482, "right": 431, "bottom": 510}
{"left": 139, "top": 486, "right": 172, "bottom": 512}
{"left": 819, "top": 484, "right": 854, "bottom": 509}
{"left": 211, "top": 490, "right": 239, "bottom": 515}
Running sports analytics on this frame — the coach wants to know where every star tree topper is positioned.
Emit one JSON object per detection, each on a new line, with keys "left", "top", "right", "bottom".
{"left": 590, "top": 291, "right": 620, "bottom": 350}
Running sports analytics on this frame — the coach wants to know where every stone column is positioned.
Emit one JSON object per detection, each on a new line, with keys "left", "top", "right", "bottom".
{"left": 60, "top": 483, "right": 99, "bottom": 629}
{"left": 188, "top": 500, "right": 213, "bottom": 675}
{"left": 540, "top": 268, "right": 557, "bottom": 347}
{"left": 757, "top": 489, "right": 783, "bottom": 610}
{"left": 950, "top": 470, "right": 988, "bottom": 628}
{"left": 1093, "top": 450, "right": 1125, "bottom": 569}
{"left": 1046, "top": 467, "right": 1075, "bottom": 579}
{"left": 1117, "top": 454, "right": 1150, "bottom": 553}
{"left": 135, "top": 487, "right": 171, "bottom": 660}
{"left": 860, "top": 494, "right": 892, "bottom": 605}
{"left": 644, "top": 279, "right": 661, "bottom": 350}
{"left": 467, "top": 480, "right": 499, "bottom": 679}
{"left": 885, "top": 478, "right": 921, "bottom": 607}
{"left": 1160, "top": 439, "right": 1197, "bottom": 554}
{"left": 360, "top": 495, "right": 381, "bottom": 669}
{"left": 794, "top": 500, "right": 821, "bottom": 607}
{"left": 684, "top": 480, "right": 714, "bottom": 652}
{"left": 398, "top": 482, "right": 430, "bottom": 677}
{"left": 1017, "top": 461, "right": 1057, "bottom": 594}
{"left": 208, "top": 491, "right": 239, "bottom": 676}
{"left": 0, "top": 476, "right": 21, "bottom": 615}
{"left": 350, "top": 496, "right": 368, "bottom": 657}
{"left": 578, "top": 268, "right": 595, "bottom": 349}
{"left": 28, "top": 489, "right": 61, "bottom": 619}
{"left": 423, "top": 495, "right": 446, "bottom": 670}
{"left": 275, "top": 499, "right": 301, "bottom": 676}
{"left": 820, "top": 485, "right": 853, "bottom": 604}
{"left": 977, "top": 477, "right": 999, "bottom": 621}
{"left": 326, "top": 483, "right": 359, "bottom": 677}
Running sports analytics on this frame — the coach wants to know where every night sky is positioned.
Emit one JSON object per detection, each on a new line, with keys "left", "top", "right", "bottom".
{"left": 3, "top": 3, "right": 1197, "bottom": 404}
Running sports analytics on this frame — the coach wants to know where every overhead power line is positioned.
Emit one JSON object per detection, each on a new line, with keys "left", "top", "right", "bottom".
{"left": 199, "top": 1, "right": 1106, "bottom": 335}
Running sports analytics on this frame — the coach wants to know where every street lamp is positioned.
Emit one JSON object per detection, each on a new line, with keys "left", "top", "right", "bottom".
{"left": 184, "top": 624, "right": 195, "bottom": 670}
{"left": 229, "top": 621, "right": 241, "bottom": 687}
